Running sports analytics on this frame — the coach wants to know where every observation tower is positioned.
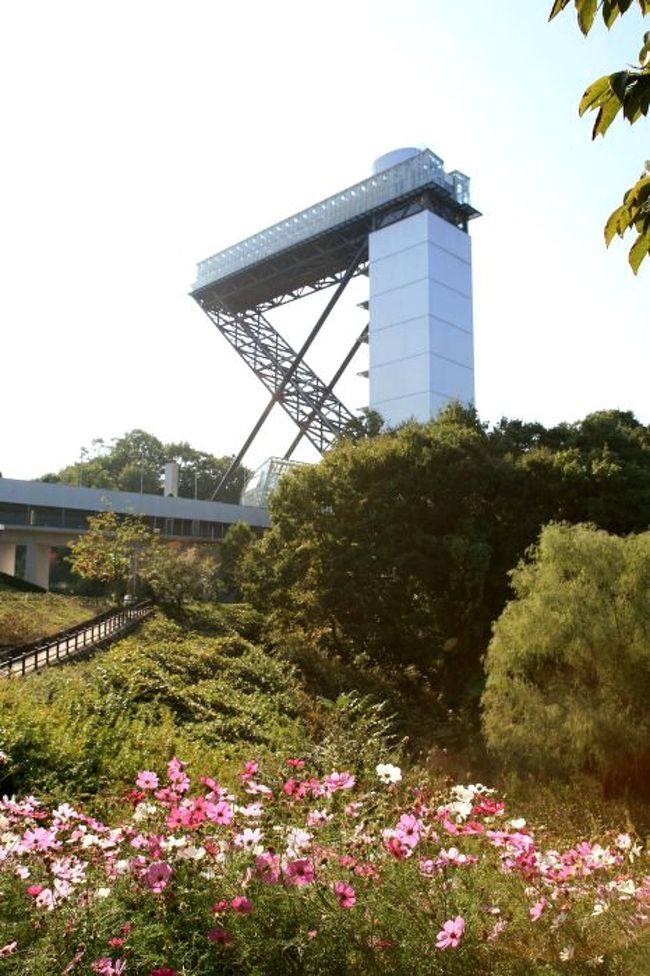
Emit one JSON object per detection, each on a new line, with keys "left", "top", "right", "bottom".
{"left": 191, "top": 147, "right": 480, "bottom": 495}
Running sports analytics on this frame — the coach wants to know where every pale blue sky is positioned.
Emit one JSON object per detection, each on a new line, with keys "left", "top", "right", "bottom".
{"left": 1, "top": 1, "right": 647, "bottom": 479}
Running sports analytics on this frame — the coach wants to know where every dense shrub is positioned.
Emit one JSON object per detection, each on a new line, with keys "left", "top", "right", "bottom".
{"left": 482, "top": 523, "right": 650, "bottom": 790}
{"left": 0, "top": 614, "right": 307, "bottom": 799}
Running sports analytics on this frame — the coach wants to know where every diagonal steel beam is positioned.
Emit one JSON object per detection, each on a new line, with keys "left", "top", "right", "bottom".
{"left": 197, "top": 241, "right": 368, "bottom": 499}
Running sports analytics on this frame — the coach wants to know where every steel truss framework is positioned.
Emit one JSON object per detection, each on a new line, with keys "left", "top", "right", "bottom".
{"left": 192, "top": 181, "right": 478, "bottom": 496}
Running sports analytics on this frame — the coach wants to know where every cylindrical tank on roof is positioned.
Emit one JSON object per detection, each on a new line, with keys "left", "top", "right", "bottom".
{"left": 372, "top": 147, "right": 420, "bottom": 175}
{"left": 164, "top": 461, "right": 179, "bottom": 497}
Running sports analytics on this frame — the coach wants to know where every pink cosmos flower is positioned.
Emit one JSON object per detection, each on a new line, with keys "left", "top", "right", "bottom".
{"left": 435, "top": 915, "right": 466, "bottom": 949}
{"left": 0, "top": 943, "right": 17, "bottom": 957}
{"left": 206, "top": 800, "right": 234, "bottom": 825}
{"left": 323, "top": 771, "right": 355, "bottom": 793}
{"left": 167, "top": 757, "right": 190, "bottom": 793}
{"left": 255, "top": 852, "right": 281, "bottom": 885}
{"left": 207, "top": 926, "right": 232, "bottom": 945}
{"left": 150, "top": 969, "right": 177, "bottom": 976}
{"left": 146, "top": 861, "right": 172, "bottom": 893}
{"left": 530, "top": 897, "right": 547, "bottom": 921}
{"left": 285, "top": 858, "right": 315, "bottom": 885}
{"left": 91, "top": 960, "right": 126, "bottom": 975}
{"left": 22, "top": 827, "right": 59, "bottom": 851}
{"left": 136, "top": 770, "right": 159, "bottom": 790}
{"left": 231, "top": 895, "right": 252, "bottom": 914}
{"left": 239, "top": 760, "right": 259, "bottom": 781}
{"left": 395, "top": 813, "right": 422, "bottom": 848}
{"left": 286, "top": 757, "right": 305, "bottom": 768}
{"left": 333, "top": 880, "right": 356, "bottom": 908}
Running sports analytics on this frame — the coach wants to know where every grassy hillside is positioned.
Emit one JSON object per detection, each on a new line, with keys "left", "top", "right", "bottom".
{"left": 0, "top": 605, "right": 336, "bottom": 801}
{"left": 0, "top": 591, "right": 111, "bottom": 647}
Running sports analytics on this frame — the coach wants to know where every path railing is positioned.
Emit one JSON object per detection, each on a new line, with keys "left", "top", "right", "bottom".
{"left": 0, "top": 602, "right": 153, "bottom": 677}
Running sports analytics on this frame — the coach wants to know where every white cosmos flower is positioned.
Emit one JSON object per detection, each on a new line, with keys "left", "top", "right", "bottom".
{"left": 376, "top": 763, "right": 402, "bottom": 784}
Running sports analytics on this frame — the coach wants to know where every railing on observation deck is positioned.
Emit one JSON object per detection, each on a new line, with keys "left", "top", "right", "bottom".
{"left": 0, "top": 602, "right": 153, "bottom": 678}
{"left": 194, "top": 149, "right": 471, "bottom": 290}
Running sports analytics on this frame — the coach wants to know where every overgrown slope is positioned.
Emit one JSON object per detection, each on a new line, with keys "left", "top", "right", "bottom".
{"left": 0, "top": 606, "right": 310, "bottom": 799}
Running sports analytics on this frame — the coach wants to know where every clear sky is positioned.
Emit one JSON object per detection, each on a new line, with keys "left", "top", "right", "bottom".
{"left": 1, "top": 1, "right": 648, "bottom": 480}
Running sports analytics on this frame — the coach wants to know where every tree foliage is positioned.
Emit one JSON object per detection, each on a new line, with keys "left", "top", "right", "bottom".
{"left": 239, "top": 405, "right": 650, "bottom": 710}
{"left": 67, "top": 511, "right": 160, "bottom": 600}
{"left": 549, "top": 0, "right": 650, "bottom": 271}
{"left": 42, "top": 429, "right": 250, "bottom": 503}
{"left": 217, "top": 521, "right": 258, "bottom": 600}
{"left": 147, "top": 543, "right": 220, "bottom": 607}
{"left": 482, "top": 522, "right": 650, "bottom": 790}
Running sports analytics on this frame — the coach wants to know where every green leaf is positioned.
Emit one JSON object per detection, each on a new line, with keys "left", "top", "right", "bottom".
{"left": 640, "top": 31, "right": 650, "bottom": 64}
{"left": 628, "top": 221, "right": 650, "bottom": 273}
{"left": 593, "top": 92, "right": 624, "bottom": 137}
{"left": 577, "top": 0, "right": 598, "bottom": 34}
{"left": 602, "top": 0, "right": 622, "bottom": 27}
{"left": 624, "top": 174, "right": 650, "bottom": 207}
{"left": 605, "top": 204, "right": 628, "bottom": 244}
{"left": 548, "top": 0, "right": 571, "bottom": 21}
{"left": 610, "top": 70, "right": 630, "bottom": 102}
{"left": 579, "top": 75, "right": 613, "bottom": 115}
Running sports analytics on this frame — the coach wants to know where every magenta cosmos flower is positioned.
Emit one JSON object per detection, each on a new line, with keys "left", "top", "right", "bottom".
{"left": 285, "top": 858, "right": 315, "bottom": 885}
{"left": 333, "top": 880, "right": 356, "bottom": 908}
{"left": 435, "top": 916, "right": 466, "bottom": 949}
{"left": 145, "top": 861, "right": 172, "bottom": 893}
{"left": 231, "top": 895, "right": 252, "bottom": 914}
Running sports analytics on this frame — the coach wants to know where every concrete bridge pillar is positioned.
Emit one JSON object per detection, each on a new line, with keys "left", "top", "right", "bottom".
{"left": 0, "top": 542, "right": 17, "bottom": 576}
{"left": 25, "top": 543, "right": 50, "bottom": 590}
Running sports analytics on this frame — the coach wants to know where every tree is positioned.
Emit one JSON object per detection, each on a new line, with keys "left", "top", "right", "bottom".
{"left": 41, "top": 430, "right": 250, "bottom": 503}
{"left": 147, "top": 543, "right": 220, "bottom": 607}
{"left": 241, "top": 408, "right": 514, "bottom": 704}
{"left": 67, "top": 510, "right": 160, "bottom": 600}
{"left": 240, "top": 405, "right": 650, "bottom": 711}
{"left": 217, "top": 522, "right": 258, "bottom": 600}
{"left": 482, "top": 522, "right": 650, "bottom": 791}
{"left": 549, "top": 0, "right": 650, "bottom": 271}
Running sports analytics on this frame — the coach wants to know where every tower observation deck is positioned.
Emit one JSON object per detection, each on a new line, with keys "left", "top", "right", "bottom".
{"left": 191, "top": 148, "right": 480, "bottom": 497}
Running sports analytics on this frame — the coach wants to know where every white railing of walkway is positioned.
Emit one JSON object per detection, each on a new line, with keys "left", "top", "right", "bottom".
{"left": 0, "top": 602, "right": 153, "bottom": 677}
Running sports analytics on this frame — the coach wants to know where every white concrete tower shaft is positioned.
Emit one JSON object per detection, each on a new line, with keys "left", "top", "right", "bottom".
{"left": 368, "top": 150, "right": 475, "bottom": 427}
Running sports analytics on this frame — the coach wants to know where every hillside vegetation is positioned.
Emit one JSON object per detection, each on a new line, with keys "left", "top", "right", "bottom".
{"left": 0, "top": 592, "right": 110, "bottom": 648}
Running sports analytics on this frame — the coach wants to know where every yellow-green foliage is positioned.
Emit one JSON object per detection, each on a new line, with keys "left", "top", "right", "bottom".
{"left": 0, "top": 611, "right": 307, "bottom": 800}
{"left": 0, "top": 592, "right": 110, "bottom": 647}
{"left": 482, "top": 523, "right": 650, "bottom": 788}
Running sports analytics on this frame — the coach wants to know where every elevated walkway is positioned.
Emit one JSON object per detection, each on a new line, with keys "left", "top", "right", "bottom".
{"left": 0, "top": 478, "right": 269, "bottom": 589}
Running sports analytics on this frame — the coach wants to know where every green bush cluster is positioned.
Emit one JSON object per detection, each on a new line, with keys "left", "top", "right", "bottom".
{"left": 0, "top": 612, "right": 308, "bottom": 800}
{"left": 482, "top": 522, "right": 650, "bottom": 792}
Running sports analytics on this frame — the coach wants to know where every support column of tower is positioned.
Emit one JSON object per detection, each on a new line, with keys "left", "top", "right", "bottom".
{"left": 25, "top": 544, "right": 50, "bottom": 590}
{"left": 0, "top": 542, "right": 16, "bottom": 577}
{"left": 368, "top": 208, "right": 474, "bottom": 427}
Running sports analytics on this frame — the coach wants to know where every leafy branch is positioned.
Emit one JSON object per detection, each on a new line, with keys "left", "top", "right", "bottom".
{"left": 550, "top": 0, "right": 650, "bottom": 271}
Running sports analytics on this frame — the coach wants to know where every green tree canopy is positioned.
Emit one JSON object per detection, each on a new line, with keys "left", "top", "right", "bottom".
{"left": 42, "top": 429, "right": 250, "bottom": 503}
{"left": 482, "top": 521, "right": 650, "bottom": 790}
{"left": 67, "top": 510, "right": 161, "bottom": 600}
{"left": 239, "top": 405, "right": 650, "bottom": 710}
